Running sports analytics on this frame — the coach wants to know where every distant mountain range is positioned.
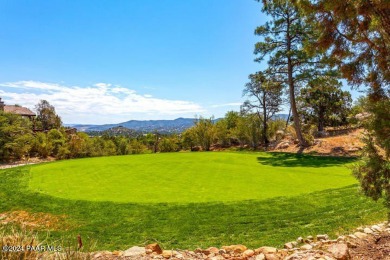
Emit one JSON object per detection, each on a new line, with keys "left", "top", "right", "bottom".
{"left": 66, "top": 114, "right": 289, "bottom": 134}
{"left": 66, "top": 118, "right": 199, "bottom": 133}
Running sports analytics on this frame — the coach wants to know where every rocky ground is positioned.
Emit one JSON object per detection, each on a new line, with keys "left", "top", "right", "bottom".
{"left": 0, "top": 157, "right": 54, "bottom": 170}
{"left": 83, "top": 222, "right": 390, "bottom": 260}
{"left": 273, "top": 128, "right": 365, "bottom": 157}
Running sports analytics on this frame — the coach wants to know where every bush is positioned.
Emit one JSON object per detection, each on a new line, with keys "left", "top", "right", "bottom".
{"left": 159, "top": 138, "right": 179, "bottom": 152}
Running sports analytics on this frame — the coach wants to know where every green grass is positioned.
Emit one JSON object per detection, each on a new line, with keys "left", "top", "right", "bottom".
{"left": 29, "top": 152, "right": 357, "bottom": 203}
{"left": 0, "top": 152, "right": 387, "bottom": 251}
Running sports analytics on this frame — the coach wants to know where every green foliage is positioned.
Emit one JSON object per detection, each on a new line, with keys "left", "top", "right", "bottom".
{"left": 181, "top": 127, "right": 197, "bottom": 150}
{"left": 193, "top": 117, "right": 215, "bottom": 151}
{"left": 213, "top": 119, "right": 230, "bottom": 147}
{"left": 0, "top": 112, "right": 33, "bottom": 161}
{"left": 47, "top": 129, "right": 66, "bottom": 157}
{"left": 242, "top": 72, "right": 283, "bottom": 145}
{"left": 128, "top": 139, "right": 146, "bottom": 154}
{"left": 159, "top": 137, "right": 179, "bottom": 152}
{"left": 268, "top": 119, "right": 286, "bottom": 141}
{"left": 31, "top": 132, "right": 53, "bottom": 158}
{"left": 35, "top": 100, "right": 62, "bottom": 131}
{"left": 299, "top": 76, "right": 352, "bottom": 132}
{"left": 295, "top": 0, "right": 390, "bottom": 90}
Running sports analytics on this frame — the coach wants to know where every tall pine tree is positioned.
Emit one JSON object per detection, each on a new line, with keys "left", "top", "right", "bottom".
{"left": 254, "top": 0, "right": 322, "bottom": 146}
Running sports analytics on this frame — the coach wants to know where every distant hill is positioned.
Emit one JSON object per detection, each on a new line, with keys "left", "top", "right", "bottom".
{"left": 68, "top": 118, "right": 198, "bottom": 134}
{"left": 67, "top": 114, "right": 290, "bottom": 134}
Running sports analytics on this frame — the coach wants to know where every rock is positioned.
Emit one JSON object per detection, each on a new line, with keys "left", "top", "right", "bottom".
{"left": 146, "top": 243, "right": 163, "bottom": 254}
{"left": 255, "top": 246, "right": 277, "bottom": 254}
{"left": 337, "top": 236, "right": 345, "bottom": 242}
{"left": 243, "top": 249, "right": 255, "bottom": 257}
{"left": 371, "top": 225, "right": 382, "bottom": 232}
{"left": 317, "top": 234, "right": 329, "bottom": 241}
{"left": 297, "top": 237, "right": 304, "bottom": 243}
{"left": 346, "top": 242, "right": 357, "bottom": 248}
{"left": 162, "top": 250, "right": 177, "bottom": 259}
{"left": 264, "top": 253, "right": 279, "bottom": 260}
{"left": 300, "top": 244, "right": 313, "bottom": 250}
{"left": 327, "top": 244, "right": 350, "bottom": 260}
{"left": 353, "top": 232, "right": 368, "bottom": 239}
{"left": 218, "top": 249, "right": 226, "bottom": 255}
{"left": 317, "top": 131, "right": 329, "bottom": 137}
{"left": 284, "top": 242, "right": 294, "bottom": 249}
{"left": 222, "top": 244, "right": 247, "bottom": 253}
{"left": 123, "top": 246, "right": 146, "bottom": 257}
{"left": 210, "top": 256, "right": 224, "bottom": 260}
{"left": 112, "top": 250, "right": 122, "bottom": 256}
{"left": 206, "top": 247, "right": 220, "bottom": 255}
{"left": 256, "top": 253, "right": 266, "bottom": 260}
{"left": 277, "top": 142, "right": 290, "bottom": 149}
{"left": 363, "top": 228, "right": 373, "bottom": 234}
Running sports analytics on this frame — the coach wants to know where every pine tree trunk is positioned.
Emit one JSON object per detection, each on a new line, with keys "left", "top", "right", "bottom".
{"left": 287, "top": 19, "right": 307, "bottom": 147}
{"left": 262, "top": 94, "right": 269, "bottom": 147}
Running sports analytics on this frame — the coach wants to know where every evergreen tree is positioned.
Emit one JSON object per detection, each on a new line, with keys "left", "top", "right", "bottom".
{"left": 35, "top": 100, "right": 62, "bottom": 131}
{"left": 254, "top": 0, "right": 322, "bottom": 146}
{"left": 298, "top": 76, "right": 352, "bottom": 132}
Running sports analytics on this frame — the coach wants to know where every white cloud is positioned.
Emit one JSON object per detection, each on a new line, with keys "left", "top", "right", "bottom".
{"left": 211, "top": 102, "right": 242, "bottom": 108}
{"left": 0, "top": 81, "right": 206, "bottom": 124}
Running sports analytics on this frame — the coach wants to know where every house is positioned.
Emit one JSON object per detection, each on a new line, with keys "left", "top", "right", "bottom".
{"left": 0, "top": 97, "right": 36, "bottom": 120}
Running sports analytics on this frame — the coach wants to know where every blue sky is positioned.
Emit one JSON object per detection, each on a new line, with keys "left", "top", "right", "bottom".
{"left": 0, "top": 1, "right": 362, "bottom": 124}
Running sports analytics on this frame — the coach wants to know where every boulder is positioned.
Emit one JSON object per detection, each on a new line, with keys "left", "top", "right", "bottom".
{"left": 276, "top": 142, "right": 290, "bottom": 149}
{"left": 243, "top": 249, "right": 255, "bottom": 257}
{"left": 300, "top": 244, "right": 313, "bottom": 250}
{"left": 284, "top": 242, "right": 294, "bottom": 249}
{"left": 255, "top": 253, "right": 266, "bottom": 260}
{"left": 317, "top": 234, "right": 329, "bottom": 241}
{"left": 206, "top": 247, "right": 220, "bottom": 255}
{"left": 162, "top": 250, "right": 178, "bottom": 259}
{"left": 371, "top": 224, "right": 383, "bottom": 232}
{"left": 146, "top": 243, "right": 163, "bottom": 254}
{"left": 327, "top": 244, "right": 350, "bottom": 260}
{"left": 222, "top": 244, "right": 247, "bottom": 253}
{"left": 123, "top": 246, "right": 146, "bottom": 257}
{"left": 255, "top": 246, "right": 277, "bottom": 254}
{"left": 363, "top": 228, "right": 373, "bottom": 234}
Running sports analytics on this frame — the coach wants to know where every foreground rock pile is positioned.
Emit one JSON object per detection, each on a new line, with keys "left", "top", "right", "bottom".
{"left": 90, "top": 222, "right": 390, "bottom": 260}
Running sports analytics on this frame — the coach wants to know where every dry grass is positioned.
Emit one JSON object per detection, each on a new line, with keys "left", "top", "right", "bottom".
{"left": 0, "top": 211, "right": 70, "bottom": 230}
{"left": 0, "top": 225, "right": 95, "bottom": 260}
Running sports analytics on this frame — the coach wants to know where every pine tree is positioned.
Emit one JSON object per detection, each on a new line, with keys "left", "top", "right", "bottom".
{"left": 254, "top": 0, "right": 322, "bottom": 146}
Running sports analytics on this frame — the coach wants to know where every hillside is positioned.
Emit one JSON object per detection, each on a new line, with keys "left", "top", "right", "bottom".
{"left": 273, "top": 128, "right": 365, "bottom": 156}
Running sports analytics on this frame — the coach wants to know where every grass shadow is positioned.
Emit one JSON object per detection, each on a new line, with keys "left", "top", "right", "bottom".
{"left": 257, "top": 152, "right": 357, "bottom": 168}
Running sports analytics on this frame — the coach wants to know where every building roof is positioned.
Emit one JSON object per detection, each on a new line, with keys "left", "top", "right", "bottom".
{"left": 4, "top": 105, "right": 36, "bottom": 116}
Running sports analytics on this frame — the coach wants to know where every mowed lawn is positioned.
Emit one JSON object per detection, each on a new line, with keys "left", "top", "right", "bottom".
{"left": 28, "top": 152, "right": 357, "bottom": 203}
{"left": 0, "top": 152, "right": 387, "bottom": 250}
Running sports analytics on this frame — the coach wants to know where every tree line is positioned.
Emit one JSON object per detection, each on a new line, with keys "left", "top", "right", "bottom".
{"left": 0, "top": 96, "right": 366, "bottom": 162}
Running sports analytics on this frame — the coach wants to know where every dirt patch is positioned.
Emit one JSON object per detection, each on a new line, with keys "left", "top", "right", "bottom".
{"left": 0, "top": 157, "right": 55, "bottom": 170}
{"left": 349, "top": 232, "right": 390, "bottom": 259}
{"left": 0, "top": 210, "right": 69, "bottom": 230}
{"left": 273, "top": 128, "right": 365, "bottom": 156}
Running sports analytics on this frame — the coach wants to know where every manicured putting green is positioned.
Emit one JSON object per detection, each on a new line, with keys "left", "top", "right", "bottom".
{"left": 28, "top": 152, "right": 357, "bottom": 203}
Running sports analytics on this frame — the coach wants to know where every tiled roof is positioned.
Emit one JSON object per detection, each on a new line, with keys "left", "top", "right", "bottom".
{"left": 4, "top": 105, "right": 36, "bottom": 116}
